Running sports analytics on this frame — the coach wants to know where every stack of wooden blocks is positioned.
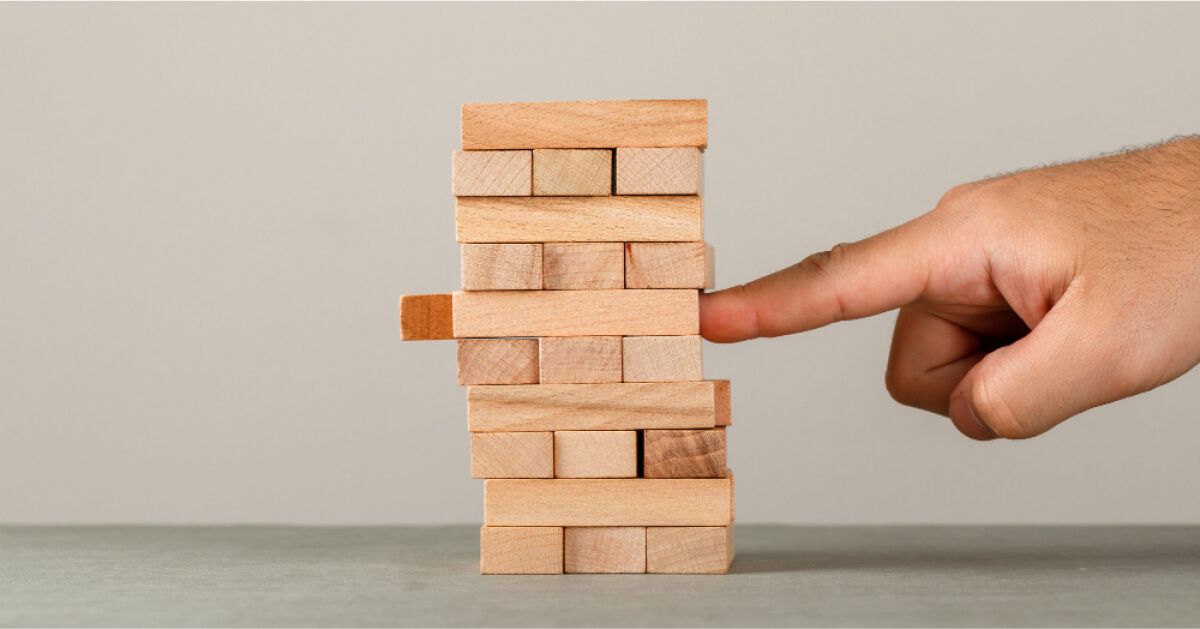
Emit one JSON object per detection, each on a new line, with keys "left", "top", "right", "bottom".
{"left": 400, "top": 99, "right": 733, "bottom": 575}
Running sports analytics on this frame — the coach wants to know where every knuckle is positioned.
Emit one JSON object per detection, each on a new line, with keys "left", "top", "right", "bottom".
{"left": 970, "top": 374, "right": 1034, "bottom": 439}
{"left": 884, "top": 366, "right": 922, "bottom": 408}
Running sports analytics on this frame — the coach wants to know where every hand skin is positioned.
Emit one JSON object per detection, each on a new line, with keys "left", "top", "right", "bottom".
{"left": 701, "top": 137, "right": 1200, "bottom": 440}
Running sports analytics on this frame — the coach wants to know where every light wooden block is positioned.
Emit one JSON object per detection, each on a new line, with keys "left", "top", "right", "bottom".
{"left": 646, "top": 526, "right": 734, "bottom": 574}
{"left": 457, "top": 339, "right": 539, "bottom": 385}
{"left": 624, "top": 242, "right": 713, "bottom": 289}
{"left": 452, "top": 150, "right": 532, "bottom": 196}
{"left": 533, "top": 149, "right": 612, "bottom": 196}
{"left": 480, "top": 526, "right": 563, "bottom": 574}
{"left": 542, "top": 243, "right": 624, "bottom": 290}
{"left": 539, "top": 336, "right": 622, "bottom": 384}
{"left": 468, "top": 382, "right": 724, "bottom": 432}
{"left": 456, "top": 196, "right": 702, "bottom": 243}
{"left": 713, "top": 379, "right": 731, "bottom": 427}
{"left": 554, "top": 431, "right": 637, "bottom": 478}
{"left": 643, "top": 429, "right": 726, "bottom": 478}
{"left": 460, "top": 244, "right": 542, "bottom": 291}
{"left": 622, "top": 335, "right": 703, "bottom": 382}
{"left": 564, "top": 527, "right": 646, "bottom": 574}
{"left": 471, "top": 432, "right": 553, "bottom": 479}
{"left": 615, "top": 148, "right": 702, "bottom": 195}
{"left": 452, "top": 290, "right": 698, "bottom": 338}
{"left": 399, "top": 294, "right": 453, "bottom": 341}
{"left": 462, "top": 99, "right": 708, "bottom": 150}
{"left": 484, "top": 478, "right": 733, "bottom": 526}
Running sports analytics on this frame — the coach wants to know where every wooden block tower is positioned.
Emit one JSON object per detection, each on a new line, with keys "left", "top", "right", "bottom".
{"left": 400, "top": 99, "right": 733, "bottom": 574}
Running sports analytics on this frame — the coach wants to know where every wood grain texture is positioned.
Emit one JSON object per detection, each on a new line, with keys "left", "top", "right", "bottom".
{"left": 484, "top": 478, "right": 733, "bottom": 526}
{"left": 462, "top": 99, "right": 708, "bottom": 150}
{"left": 471, "top": 432, "right": 553, "bottom": 478}
{"left": 713, "top": 379, "right": 731, "bottom": 427}
{"left": 624, "top": 242, "right": 713, "bottom": 289}
{"left": 533, "top": 149, "right": 612, "bottom": 196}
{"left": 452, "top": 150, "right": 531, "bottom": 196}
{"left": 554, "top": 430, "right": 637, "bottom": 478}
{"left": 622, "top": 335, "right": 703, "bottom": 382}
{"left": 452, "top": 290, "right": 698, "bottom": 338}
{"left": 480, "top": 526, "right": 563, "bottom": 574}
{"left": 564, "top": 527, "right": 646, "bottom": 574}
{"left": 467, "top": 382, "right": 721, "bottom": 432}
{"left": 539, "top": 336, "right": 622, "bottom": 384}
{"left": 646, "top": 526, "right": 734, "bottom": 574}
{"left": 542, "top": 243, "right": 624, "bottom": 290}
{"left": 457, "top": 339, "right": 539, "bottom": 385}
{"left": 615, "top": 147, "right": 702, "bottom": 195}
{"left": 399, "top": 294, "right": 453, "bottom": 341}
{"left": 456, "top": 196, "right": 702, "bottom": 243}
{"left": 643, "top": 429, "right": 726, "bottom": 478}
{"left": 460, "top": 244, "right": 542, "bottom": 291}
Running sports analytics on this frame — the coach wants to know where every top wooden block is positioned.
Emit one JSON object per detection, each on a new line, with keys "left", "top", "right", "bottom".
{"left": 462, "top": 100, "right": 708, "bottom": 150}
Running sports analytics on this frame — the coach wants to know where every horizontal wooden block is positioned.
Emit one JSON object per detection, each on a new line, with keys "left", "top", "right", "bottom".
{"left": 457, "top": 339, "right": 539, "bottom": 385}
{"left": 480, "top": 526, "right": 563, "bottom": 574}
{"left": 462, "top": 99, "right": 708, "bottom": 150}
{"left": 484, "top": 478, "right": 733, "bottom": 526}
{"left": 452, "top": 290, "right": 698, "bottom": 338}
{"left": 646, "top": 526, "right": 734, "bottom": 574}
{"left": 542, "top": 243, "right": 624, "bottom": 290}
{"left": 539, "top": 336, "right": 622, "bottom": 384}
{"left": 452, "top": 150, "right": 531, "bottom": 196}
{"left": 622, "top": 335, "right": 703, "bottom": 382}
{"left": 615, "top": 147, "right": 702, "bottom": 195}
{"left": 461, "top": 244, "right": 542, "bottom": 291}
{"left": 456, "top": 196, "right": 702, "bottom": 243}
{"left": 643, "top": 428, "right": 726, "bottom": 479}
{"left": 533, "top": 149, "right": 612, "bottom": 196}
{"left": 624, "top": 242, "right": 713, "bottom": 289}
{"left": 564, "top": 527, "right": 646, "bottom": 574}
{"left": 399, "top": 294, "right": 452, "bottom": 341}
{"left": 471, "top": 432, "right": 553, "bottom": 479}
{"left": 554, "top": 431, "right": 637, "bottom": 478}
{"left": 467, "top": 382, "right": 725, "bottom": 432}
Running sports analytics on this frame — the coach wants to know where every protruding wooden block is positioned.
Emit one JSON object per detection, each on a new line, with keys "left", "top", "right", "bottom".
{"left": 622, "top": 335, "right": 703, "bottom": 382}
{"left": 458, "top": 339, "right": 539, "bottom": 386}
{"left": 564, "top": 527, "right": 646, "bottom": 574}
{"left": 539, "top": 336, "right": 622, "bottom": 384}
{"left": 452, "top": 290, "right": 698, "bottom": 338}
{"left": 399, "top": 294, "right": 453, "bottom": 341}
{"left": 452, "top": 150, "right": 532, "bottom": 196}
{"left": 462, "top": 100, "right": 708, "bottom": 150}
{"left": 542, "top": 243, "right": 623, "bottom": 290}
{"left": 533, "top": 149, "right": 612, "bottom": 196}
{"left": 460, "top": 244, "right": 542, "bottom": 291}
{"left": 480, "top": 526, "right": 563, "bottom": 574}
{"left": 646, "top": 526, "right": 734, "bottom": 574}
{"left": 554, "top": 431, "right": 637, "bottom": 478}
{"left": 643, "top": 429, "right": 726, "bottom": 479}
{"left": 615, "top": 148, "right": 702, "bottom": 195}
{"left": 484, "top": 478, "right": 733, "bottom": 526}
{"left": 713, "top": 379, "right": 731, "bottom": 427}
{"left": 624, "top": 242, "right": 713, "bottom": 289}
{"left": 471, "top": 432, "right": 553, "bottom": 479}
{"left": 456, "top": 196, "right": 703, "bottom": 243}
{"left": 468, "top": 382, "right": 723, "bottom": 432}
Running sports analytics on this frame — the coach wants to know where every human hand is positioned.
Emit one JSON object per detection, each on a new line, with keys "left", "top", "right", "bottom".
{"left": 701, "top": 138, "right": 1200, "bottom": 440}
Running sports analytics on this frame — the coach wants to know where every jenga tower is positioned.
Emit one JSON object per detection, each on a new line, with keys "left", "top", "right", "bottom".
{"left": 400, "top": 99, "right": 733, "bottom": 574}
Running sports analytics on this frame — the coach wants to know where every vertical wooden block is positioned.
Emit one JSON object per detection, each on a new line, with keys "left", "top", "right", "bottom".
{"left": 622, "top": 335, "right": 703, "bottom": 382}
{"left": 457, "top": 339, "right": 538, "bottom": 385}
{"left": 615, "top": 147, "right": 702, "bottom": 195}
{"left": 564, "top": 527, "right": 646, "bottom": 574}
{"left": 554, "top": 431, "right": 637, "bottom": 478}
{"left": 452, "top": 150, "right": 532, "bottom": 196}
{"left": 471, "top": 432, "right": 553, "bottom": 478}
{"left": 542, "top": 243, "right": 624, "bottom": 289}
{"left": 539, "top": 336, "right": 622, "bottom": 384}
{"left": 643, "top": 429, "right": 726, "bottom": 478}
{"left": 461, "top": 244, "right": 543, "bottom": 291}
{"left": 533, "top": 149, "right": 612, "bottom": 196}
{"left": 646, "top": 526, "right": 734, "bottom": 574}
{"left": 624, "top": 242, "right": 713, "bottom": 289}
{"left": 480, "top": 526, "right": 563, "bottom": 574}
{"left": 399, "top": 294, "right": 453, "bottom": 341}
{"left": 713, "top": 379, "right": 731, "bottom": 427}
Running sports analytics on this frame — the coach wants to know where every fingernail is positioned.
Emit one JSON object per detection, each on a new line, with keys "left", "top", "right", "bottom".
{"left": 950, "top": 395, "right": 996, "bottom": 440}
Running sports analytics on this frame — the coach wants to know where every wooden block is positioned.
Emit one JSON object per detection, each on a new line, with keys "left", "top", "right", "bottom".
{"left": 643, "top": 429, "right": 726, "bottom": 478}
{"left": 484, "top": 478, "right": 733, "bottom": 526}
{"left": 713, "top": 379, "right": 731, "bottom": 427}
{"left": 460, "top": 244, "right": 542, "bottom": 291}
{"left": 480, "top": 526, "right": 563, "bottom": 574}
{"left": 542, "top": 243, "right": 624, "bottom": 290}
{"left": 539, "top": 336, "right": 622, "bottom": 384}
{"left": 554, "top": 431, "right": 637, "bottom": 478}
{"left": 468, "top": 382, "right": 721, "bottom": 432}
{"left": 456, "top": 196, "right": 702, "bottom": 243}
{"left": 615, "top": 148, "right": 702, "bottom": 195}
{"left": 622, "top": 335, "right": 703, "bottom": 382}
{"left": 458, "top": 339, "right": 538, "bottom": 385}
{"left": 399, "top": 294, "right": 452, "bottom": 341}
{"left": 624, "top": 242, "right": 713, "bottom": 289}
{"left": 452, "top": 150, "right": 532, "bottom": 196}
{"left": 533, "top": 149, "right": 612, "bottom": 196}
{"left": 452, "top": 290, "right": 698, "bottom": 338}
{"left": 564, "top": 527, "right": 646, "bottom": 574}
{"left": 646, "top": 526, "right": 734, "bottom": 574}
{"left": 462, "top": 99, "right": 707, "bottom": 150}
{"left": 471, "top": 432, "right": 553, "bottom": 478}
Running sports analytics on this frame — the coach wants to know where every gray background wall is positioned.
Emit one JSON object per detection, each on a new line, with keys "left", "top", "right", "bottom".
{"left": 2, "top": 2, "right": 1198, "bottom": 525}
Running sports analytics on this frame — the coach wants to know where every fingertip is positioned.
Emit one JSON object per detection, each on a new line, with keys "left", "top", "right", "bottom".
{"left": 949, "top": 393, "right": 997, "bottom": 441}
{"left": 699, "top": 288, "right": 758, "bottom": 343}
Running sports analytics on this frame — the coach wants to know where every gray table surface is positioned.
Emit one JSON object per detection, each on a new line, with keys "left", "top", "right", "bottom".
{"left": 2, "top": 525, "right": 1199, "bottom": 627}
